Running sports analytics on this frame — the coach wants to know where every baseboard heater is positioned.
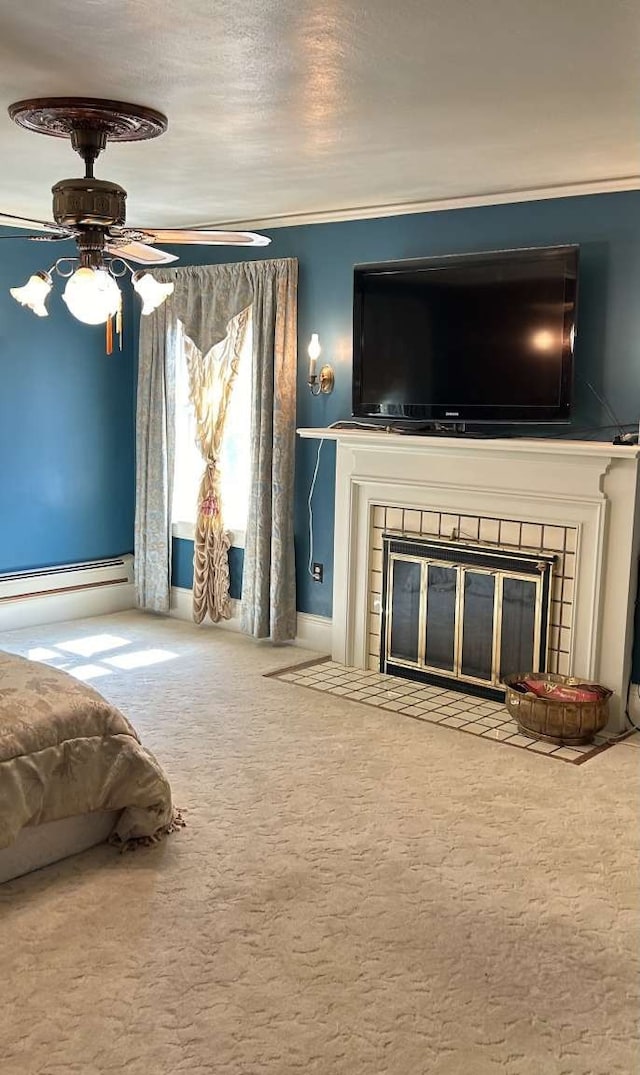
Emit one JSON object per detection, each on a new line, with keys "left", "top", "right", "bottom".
{"left": 0, "top": 555, "right": 134, "bottom": 602}
{"left": 0, "top": 555, "right": 135, "bottom": 630}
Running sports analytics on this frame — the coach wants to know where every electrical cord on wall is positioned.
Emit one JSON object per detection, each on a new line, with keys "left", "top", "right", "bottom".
{"left": 583, "top": 381, "right": 639, "bottom": 444}
{"left": 599, "top": 682, "right": 640, "bottom": 741}
{"left": 307, "top": 438, "right": 324, "bottom": 578}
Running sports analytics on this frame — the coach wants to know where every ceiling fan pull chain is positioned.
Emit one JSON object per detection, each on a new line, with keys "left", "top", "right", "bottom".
{"left": 4, "top": 97, "right": 271, "bottom": 329}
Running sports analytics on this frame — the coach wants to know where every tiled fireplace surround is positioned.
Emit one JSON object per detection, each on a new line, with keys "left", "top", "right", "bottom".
{"left": 370, "top": 508, "right": 575, "bottom": 681}
{"left": 299, "top": 429, "right": 640, "bottom": 735}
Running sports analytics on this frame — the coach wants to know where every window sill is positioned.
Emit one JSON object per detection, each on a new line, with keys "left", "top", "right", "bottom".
{"left": 172, "top": 521, "right": 245, "bottom": 549}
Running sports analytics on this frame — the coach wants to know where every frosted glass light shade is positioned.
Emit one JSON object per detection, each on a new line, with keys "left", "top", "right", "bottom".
{"left": 308, "top": 332, "right": 321, "bottom": 378}
{"left": 308, "top": 333, "right": 321, "bottom": 361}
{"left": 9, "top": 271, "right": 52, "bottom": 317}
{"left": 132, "top": 271, "right": 175, "bottom": 315}
{"left": 62, "top": 267, "right": 121, "bottom": 325}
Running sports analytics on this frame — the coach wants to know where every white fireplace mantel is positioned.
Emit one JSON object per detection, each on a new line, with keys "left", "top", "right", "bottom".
{"left": 298, "top": 429, "right": 640, "bottom": 734}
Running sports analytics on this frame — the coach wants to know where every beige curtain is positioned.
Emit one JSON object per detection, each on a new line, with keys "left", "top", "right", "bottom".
{"left": 239, "top": 260, "right": 297, "bottom": 641}
{"left": 136, "top": 259, "right": 297, "bottom": 639}
{"left": 184, "top": 306, "right": 251, "bottom": 624}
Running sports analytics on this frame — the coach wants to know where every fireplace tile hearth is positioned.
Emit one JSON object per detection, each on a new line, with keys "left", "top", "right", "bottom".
{"left": 267, "top": 658, "right": 619, "bottom": 764}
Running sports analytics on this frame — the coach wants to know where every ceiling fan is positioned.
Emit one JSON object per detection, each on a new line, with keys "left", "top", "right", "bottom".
{"left": 2, "top": 97, "right": 270, "bottom": 340}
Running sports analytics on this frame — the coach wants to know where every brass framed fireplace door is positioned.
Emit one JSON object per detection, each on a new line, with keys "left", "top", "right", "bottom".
{"left": 381, "top": 537, "right": 555, "bottom": 700}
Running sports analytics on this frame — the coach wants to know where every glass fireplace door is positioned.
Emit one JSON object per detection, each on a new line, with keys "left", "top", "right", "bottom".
{"left": 424, "top": 564, "right": 457, "bottom": 673}
{"left": 384, "top": 547, "right": 548, "bottom": 691}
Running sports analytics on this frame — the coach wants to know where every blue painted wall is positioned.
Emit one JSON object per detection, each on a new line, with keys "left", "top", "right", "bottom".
{"left": 3, "top": 191, "right": 639, "bottom": 628}
{"left": 161, "top": 191, "right": 640, "bottom": 618}
{"left": 0, "top": 239, "right": 135, "bottom": 573}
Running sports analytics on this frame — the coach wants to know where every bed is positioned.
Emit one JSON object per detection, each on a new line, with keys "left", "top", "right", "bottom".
{"left": 0, "top": 649, "right": 176, "bottom": 883}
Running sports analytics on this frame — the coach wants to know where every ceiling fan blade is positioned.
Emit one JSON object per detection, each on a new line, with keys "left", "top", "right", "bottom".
{"left": 106, "top": 240, "right": 179, "bottom": 265}
{"left": 0, "top": 210, "right": 69, "bottom": 235}
{"left": 133, "top": 228, "right": 271, "bottom": 248}
{"left": 0, "top": 233, "right": 71, "bottom": 241}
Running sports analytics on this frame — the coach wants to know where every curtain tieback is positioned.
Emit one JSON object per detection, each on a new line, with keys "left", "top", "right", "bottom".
{"left": 200, "top": 493, "right": 219, "bottom": 518}
{"left": 200, "top": 456, "right": 220, "bottom": 518}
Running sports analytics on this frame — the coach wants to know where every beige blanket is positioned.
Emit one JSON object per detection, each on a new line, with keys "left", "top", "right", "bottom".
{"left": 0, "top": 650, "right": 174, "bottom": 850}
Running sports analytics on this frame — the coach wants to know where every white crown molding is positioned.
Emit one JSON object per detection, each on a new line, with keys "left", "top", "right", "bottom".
{"left": 201, "top": 176, "right": 640, "bottom": 232}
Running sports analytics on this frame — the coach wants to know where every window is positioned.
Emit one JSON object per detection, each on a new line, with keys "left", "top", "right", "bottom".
{"left": 172, "top": 310, "right": 252, "bottom": 545}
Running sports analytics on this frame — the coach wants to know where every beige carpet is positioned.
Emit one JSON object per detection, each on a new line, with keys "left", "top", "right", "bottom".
{"left": 0, "top": 611, "right": 638, "bottom": 1075}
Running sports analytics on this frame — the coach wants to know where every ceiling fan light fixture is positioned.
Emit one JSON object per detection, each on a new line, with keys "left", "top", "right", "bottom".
{"left": 3, "top": 97, "right": 271, "bottom": 342}
{"left": 9, "top": 270, "right": 52, "bottom": 317}
{"left": 62, "top": 266, "right": 121, "bottom": 325}
{"left": 132, "top": 270, "right": 175, "bottom": 315}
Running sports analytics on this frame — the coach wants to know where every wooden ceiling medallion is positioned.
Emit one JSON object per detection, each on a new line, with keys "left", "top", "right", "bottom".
{"left": 8, "top": 97, "right": 168, "bottom": 143}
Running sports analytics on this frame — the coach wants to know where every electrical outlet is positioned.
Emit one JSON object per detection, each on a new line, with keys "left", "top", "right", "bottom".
{"left": 311, "top": 562, "right": 324, "bottom": 583}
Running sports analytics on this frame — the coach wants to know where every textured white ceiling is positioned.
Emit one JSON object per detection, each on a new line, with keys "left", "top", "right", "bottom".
{"left": 0, "top": 0, "right": 638, "bottom": 230}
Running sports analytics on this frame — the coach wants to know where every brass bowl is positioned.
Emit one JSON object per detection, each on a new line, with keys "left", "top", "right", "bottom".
{"left": 502, "top": 672, "right": 612, "bottom": 746}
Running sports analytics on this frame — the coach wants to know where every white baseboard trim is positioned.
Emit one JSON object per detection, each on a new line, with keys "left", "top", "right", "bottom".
{"left": 170, "top": 586, "right": 332, "bottom": 651}
{"left": 170, "top": 586, "right": 242, "bottom": 629}
{"left": 294, "top": 611, "right": 333, "bottom": 653}
{"left": 0, "top": 582, "right": 136, "bottom": 632}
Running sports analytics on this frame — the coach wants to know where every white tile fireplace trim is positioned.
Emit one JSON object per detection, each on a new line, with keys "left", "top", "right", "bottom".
{"left": 298, "top": 430, "right": 640, "bottom": 734}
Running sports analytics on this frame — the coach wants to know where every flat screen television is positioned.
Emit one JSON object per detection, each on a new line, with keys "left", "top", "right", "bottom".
{"left": 352, "top": 244, "right": 579, "bottom": 425}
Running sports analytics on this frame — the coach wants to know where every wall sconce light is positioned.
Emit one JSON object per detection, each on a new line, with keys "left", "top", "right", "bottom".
{"left": 307, "top": 333, "right": 335, "bottom": 395}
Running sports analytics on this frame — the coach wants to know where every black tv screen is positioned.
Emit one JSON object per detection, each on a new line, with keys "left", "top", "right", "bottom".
{"left": 352, "top": 245, "right": 578, "bottom": 425}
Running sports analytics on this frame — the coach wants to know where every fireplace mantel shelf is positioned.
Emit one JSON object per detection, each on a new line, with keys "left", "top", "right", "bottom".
{"left": 297, "top": 427, "right": 640, "bottom": 461}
